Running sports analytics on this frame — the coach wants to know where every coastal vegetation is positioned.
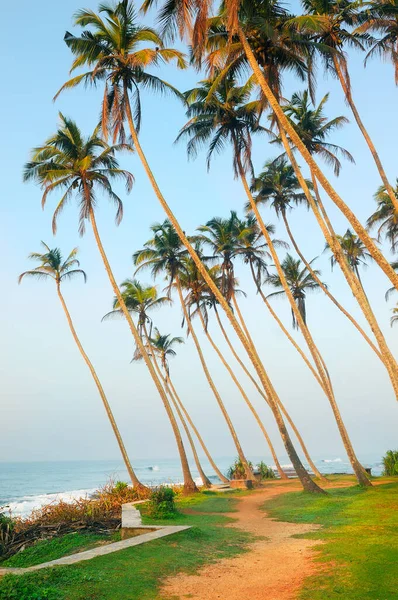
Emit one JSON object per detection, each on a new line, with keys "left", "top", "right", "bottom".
{"left": 18, "top": 0, "right": 398, "bottom": 494}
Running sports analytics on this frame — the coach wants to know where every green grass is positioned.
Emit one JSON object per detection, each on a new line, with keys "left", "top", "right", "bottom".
{"left": 1, "top": 531, "right": 121, "bottom": 569}
{"left": 264, "top": 479, "right": 398, "bottom": 600}
{"left": 0, "top": 492, "right": 252, "bottom": 600}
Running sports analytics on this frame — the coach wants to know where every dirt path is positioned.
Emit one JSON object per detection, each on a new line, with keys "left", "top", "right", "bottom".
{"left": 162, "top": 483, "right": 320, "bottom": 600}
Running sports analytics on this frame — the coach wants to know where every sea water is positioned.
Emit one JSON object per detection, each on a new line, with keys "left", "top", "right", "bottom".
{"left": 0, "top": 453, "right": 384, "bottom": 518}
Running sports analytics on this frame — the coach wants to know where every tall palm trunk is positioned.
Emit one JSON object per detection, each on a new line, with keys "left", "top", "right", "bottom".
{"left": 276, "top": 129, "right": 398, "bottom": 400}
{"left": 248, "top": 262, "right": 324, "bottom": 389}
{"left": 236, "top": 156, "right": 371, "bottom": 487}
{"left": 123, "top": 86, "right": 324, "bottom": 493}
{"left": 144, "top": 332, "right": 212, "bottom": 488}
{"left": 280, "top": 211, "right": 382, "bottom": 361}
{"left": 196, "top": 308, "right": 287, "bottom": 479}
{"left": 333, "top": 56, "right": 398, "bottom": 213}
{"left": 166, "top": 376, "right": 229, "bottom": 484}
{"left": 56, "top": 283, "right": 143, "bottom": 490}
{"left": 175, "top": 277, "right": 254, "bottom": 481}
{"left": 213, "top": 305, "right": 326, "bottom": 481}
{"left": 88, "top": 205, "right": 198, "bottom": 494}
{"left": 237, "top": 28, "right": 398, "bottom": 292}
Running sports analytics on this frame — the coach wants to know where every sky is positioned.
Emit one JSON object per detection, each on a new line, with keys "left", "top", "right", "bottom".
{"left": 1, "top": 0, "right": 398, "bottom": 466}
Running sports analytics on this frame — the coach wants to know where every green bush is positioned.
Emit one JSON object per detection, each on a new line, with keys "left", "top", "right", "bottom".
{"left": 382, "top": 450, "right": 398, "bottom": 476}
{"left": 227, "top": 458, "right": 254, "bottom": 480}
{"left": 257, "top": 461, "right": 276, "bottom": 480}
{"left": 0, "top": 512, "right": 16, "bottom": 558}
{"left": 147, "top": 487, "right": 177, "bottom": 519}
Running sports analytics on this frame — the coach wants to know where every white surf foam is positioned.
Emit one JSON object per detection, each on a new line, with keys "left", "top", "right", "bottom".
{"left": 4, "top": 488, "right": 97, "bottom": 518}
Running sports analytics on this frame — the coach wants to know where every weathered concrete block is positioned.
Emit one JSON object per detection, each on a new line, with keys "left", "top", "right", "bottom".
{"left": 122, "top": 503, "right": 143, "bottom": 528}
{"left": 229, "top": 479, "right": 253, "bottom": 490}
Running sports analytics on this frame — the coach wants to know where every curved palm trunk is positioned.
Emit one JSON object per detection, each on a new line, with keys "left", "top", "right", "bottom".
{"left": 333, "top": 56, "right": 398, "bottom": 213}
{"left": 196, "top": 308, "right": 287, "bottom": 480}
{"left": 166, "top": 377, "right": 229, "bottom": 484}
{"left": 123, "top": 87, "right": 324, "bottom": 494}
{"left": 88, "top": 207, "right": 198, "bottom": 494}
{"left": 276, "top": 129, "right": 398, "bottom": 401}
{"left": 237, "top": 157, "right": 371, "bottom": 487}
{"left": 281, "top": 212, "right": 383, "bottom": 361}
{"left": 213, "top": 305, "right": 326, "bottom": 481}
{"left": 248, "top": 262, "right": 324, "bottom": 389}
{"left": 145, "top": 336, "right": 212, "bottom": 488}
{"left": 176, "top": 278, "right": 254, "bottom": 481}
{"left": 56, "top": 284, "right": 143, "bottom": 490}
{"left": 237, "top": 28, "right": 398, "bottom": 292}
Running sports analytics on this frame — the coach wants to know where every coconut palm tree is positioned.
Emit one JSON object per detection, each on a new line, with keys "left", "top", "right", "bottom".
{"left": 367, "top": 181, "right": 398, "bottom": 254}
{"left": 60, "top": 1, "right": 323, "bottom": 493}
{"left": 280, "top": 90, "right": 398, "bottom": 398}
{"left": 149, "top": 329, "right": 218, "bottom": 487}
{"left": 18, "top": 243, "right": 143, "bottom": 489}
{"left": 134, "top": 222, "right": 255, "bottom": 480}
{"left": 251, "top": 156, "right": 382, "bottom": 360}
{"left": 150, "top": 330, "right": 228, "bottom": 484}
{"left": 292, "top": 0, "right": 398, "bottom": 214}
{"left": 103, "top": 279, "right": 170, "bottom": 357}
{"left": 103, "top": 280, "right": 210, "bottom": 486}
{"left": 265, "top": 254, "right": 324, "bottom": 330}
{"left": 23, "top": 116, "right": 198, "bottom": 493}
{"left": 180, "top": 256, "right": 288, "bottom": 480}
{"left": 359, "top": 0, "right": 398, "bottom": 84}
{"left": 325, "top": 229, "right": 375, "bottom": 295}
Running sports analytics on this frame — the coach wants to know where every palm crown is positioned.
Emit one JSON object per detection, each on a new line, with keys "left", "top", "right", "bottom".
{"left": 23, "top": 115, "right": 133, "bottom": 235}
{"left": 281, "top": 90, "right": 354, "bottom": 175}
{"left": 103, "top": 279, "right": 170, "bottom": 338}
{"left": 56, "top": 0, "right": 186, "bottom": 142}
{"left": 176, "top": 75, "right": 266, "bottom": 176}
{"left": 326, "top": 228, "right": 375, "bottom": 274}
{"left": 18, "top": 243, "right": 87, "bottom": 286}
{"left": 149, "top": 328, "right": 184, "bottom": 375}
{"left": 266, "top": 253, "right": 323, "bottom": 329}
{"left": 251, "top": 156, "right": 310, "bottom": 215}
{"left": 367, "top": 181, "right": 398, "bottom": 253}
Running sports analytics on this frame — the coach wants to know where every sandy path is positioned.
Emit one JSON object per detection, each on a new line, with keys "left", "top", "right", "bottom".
{"left": 162, "top": 483, "right": 320, "bottom": 600}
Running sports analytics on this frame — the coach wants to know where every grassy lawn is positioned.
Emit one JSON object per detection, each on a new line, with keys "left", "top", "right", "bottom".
{"left": 1, "top": 531, "right": 121, "bottom": 569}
{"left": 0, "top": 491, "right": 251, "bottom": 600}
{"left": 265, "top": 478, "right": 398, "bottom": 600}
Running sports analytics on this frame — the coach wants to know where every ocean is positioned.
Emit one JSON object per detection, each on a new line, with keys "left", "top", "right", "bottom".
{"left": 0, "top": 453, "right": 384, "bottom": 518}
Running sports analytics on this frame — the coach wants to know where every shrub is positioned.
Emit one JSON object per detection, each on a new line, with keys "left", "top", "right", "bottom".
{"left": 146, "top": 487, "right": 177, "bottom": 519}
{"left": 227, "top": 458, "right": 254, "bottom": 480}
{"left": 257, "top": 461, "right": 276, "bottom": 480}
{"left": 382, "top": 450, "right": 398, "bottom": 476}
{"left": 0, "top": 512, "right": 16, "bottom": 558}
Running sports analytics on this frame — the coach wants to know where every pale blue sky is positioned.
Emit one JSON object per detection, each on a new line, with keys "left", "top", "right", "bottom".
{"left": 1, "top": 0, "right": 397, "bottom": 465}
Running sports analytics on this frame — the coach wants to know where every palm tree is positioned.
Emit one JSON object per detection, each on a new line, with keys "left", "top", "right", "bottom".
{"left": 24, "top": 116, "right": 198, "bottom": 494}
{"left": 134, "top": 222, "right": 255, "bottom": 480}
{"left": 180, "top": 256, "right": 288, "bottom": 480}
{"left": 367, "top": 181, "right": 398, "bottom": 254}
{"left": 280, "top": 90, "right": 398, "bottom": 399}
{"left": 18, "top": 244, "right": 144, "bottom": 490}
{"left": 265, "top": 252, "right": 370, "bottom": 484}
{"left": 150, "top": 330, "right": 228, "bottom": 484}
{"left": 265, "top": 254, "right": 324, "bottom": 330}
{"left": 359, "top": 0, "right": 398, "bottom": 84}
{"left": 149, "top": 329, "right": 216, "bottom": 487}
{"left": 208, "top": 1, "right": 398, "bottom": 291}
{"left": 61, "top": 1, "right": 323, "bottom": 493}
{"left": 103, "top": 279, "right": 170, "bottom": 357}
{"left": 103, "top": 280, "right": 209, "bottom": 487}
{"left": 325, "top": 229, "right": 375, "bottom": 295}
{"left": 251, "top": 156, "right": 382, "bottom": 361}
{"left": 179, "top": 73, "right": 365, "bottom": 488}
{"left": 292, "top": 0, "right": 398, "bottom": 213}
